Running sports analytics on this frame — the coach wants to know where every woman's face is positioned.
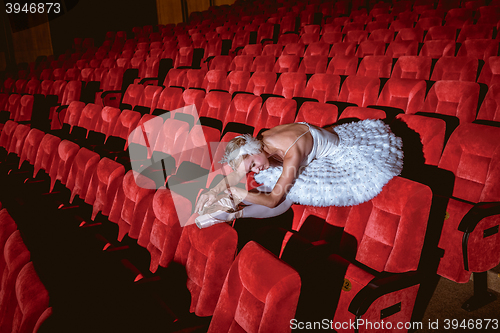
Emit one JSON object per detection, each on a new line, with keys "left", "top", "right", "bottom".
{"left": 241, "top": 152, "right": 269, "bottom": 174}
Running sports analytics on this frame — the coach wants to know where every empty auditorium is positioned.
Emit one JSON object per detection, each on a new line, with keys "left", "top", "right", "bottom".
{"left": 1, "top": 0, "right": 499, "bottom": 332}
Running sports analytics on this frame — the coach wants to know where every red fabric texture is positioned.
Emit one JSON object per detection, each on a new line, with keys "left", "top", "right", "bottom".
{"left": 207, "top": 241, "right": 301, "bottom": 333}
{"left": 145, "top": 188, "right": 191, "bottom": 272}
{"left": 377, "top": 78, "right": 426, "bottom": 114}
{"left": 48, "top": 139, "right": 79, "bottom": 192}
{"left": 340, "top": 106, "right": 386, "bottom": 120}
{"left": 0, "top": 231, "right": 31, "bottom": 333}
{"left": 295, "top": 101, "right": 338, "bottom": 127}
{"left": 8, "top": 124, "right": 30, "bottom": 156}
{"left": 303, "top": 73, "right": 341, "bottom": 103}
{"left": 77, "top": 103, "right": 102, "bottom": 132}
{"left": 18, "top": 129, "right": 45, "bottom": 169}
{"left": 392, "top": 56, "right": 432, "bottom": 80}
{"left": 431, "top": 56, "right": 479, "bottom": 82}
{"left": 65, "top": 148, "right": 100, "bottom": 203}
{"left": 0, "top": 209, "right": 18, "bottom": 284}
{"left": 11, "top": 262, "right": 49, "bottom": 333}
{"left": 338, "top": 76, "right": 380, "bottom": 107}
{"left": 174, "top": 222, "right": 237, "bottom": 317}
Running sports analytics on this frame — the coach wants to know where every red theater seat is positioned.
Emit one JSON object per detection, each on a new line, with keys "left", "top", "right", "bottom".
{"left": 476, "top": 84, "right": 500, "bottom": 123}
{"left": 338, "top": 76, "right": 380, "bottom": 107}
{"left": 174, "top": 221, "right": 238, "bottom": 317}
{"left": 376, "top": 78, "right": 426, "bottom": 114}
{"left": 421, "top": 80, "right": 479, "bottom": 123}
{"left": 385, "top": 40, "right": 419, "bottom": 57}
{"left": 477, "top": 56, "right": 500, "bottom": 87}
{"left": 245, "top": 72, "right": 277, "bottom": 96}
{"left": 273, "top": 72, "right": 307, "bottom": 99}
{"left": 456, "top": 39, "right": 499, "bottom": 61}
{"left": 339, "top": 106, "right": 387, "bottom": 120}
{"left": 207, "top": 241, "right": 300, "bottom": 332}
{"left": 295, "top": 102, "right": 338, "bottom": 127}
{"left": 357, "top": 55, "right": 392, "bottom": 78}
{"left": 252, "top": 97, "right": 296, "bottom": 135}
{"left": 392, "top": 56, "right": 432, "bottom": 80}
{"left": 430, "top": 56, "right": 478, "bottom": 82}
{"left": 326, "top": 55, "right": 358, "bottom": 76}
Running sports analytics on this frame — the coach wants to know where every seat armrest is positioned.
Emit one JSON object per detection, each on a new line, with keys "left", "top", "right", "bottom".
{"left": 458, "top": 202, "right": 500, "bottom": 233}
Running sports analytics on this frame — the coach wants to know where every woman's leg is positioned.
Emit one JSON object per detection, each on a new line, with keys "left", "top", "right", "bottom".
{"left": 240, "top": 197, "right": 294, "bottom": 218}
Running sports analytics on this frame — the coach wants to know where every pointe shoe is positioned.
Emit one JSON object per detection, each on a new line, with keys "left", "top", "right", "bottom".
{"left": 195, "top": 210, "right": 235, "bottom": 229}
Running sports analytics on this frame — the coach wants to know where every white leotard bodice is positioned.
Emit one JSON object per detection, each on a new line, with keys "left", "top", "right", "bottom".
{"left": 299, "top": 122, "right": 340, "bottom": 166}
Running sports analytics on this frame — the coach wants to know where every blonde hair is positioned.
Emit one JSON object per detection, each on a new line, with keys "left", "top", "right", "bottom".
{"left": 220, "top": 134, "right": 263, "bottom": 170}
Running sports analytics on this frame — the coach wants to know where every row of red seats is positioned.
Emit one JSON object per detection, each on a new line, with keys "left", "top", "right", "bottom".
{"left": 0, "top": 209, "right": 51, "bottom": 333}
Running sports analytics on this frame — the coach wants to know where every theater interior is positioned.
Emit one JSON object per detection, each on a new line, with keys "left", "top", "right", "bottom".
{"left": 0, "top": 0, "right": 499, "bottom": 332}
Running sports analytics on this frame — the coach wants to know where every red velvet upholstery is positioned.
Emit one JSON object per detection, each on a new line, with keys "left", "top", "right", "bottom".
{"left": 48, "top": 140, "right": 79, "bottom": 192}
{"left": 0, "top": 121, "right": 18, "bottom": 151}
{"left": 164, "top": 68, "right": 188, "bottom": 87}
{"left": 245, "top": 72, "right": 277, "bottom": 96}
{"left": 422, "top": 80, "right": 479, "bottom": 123}
{"left": 18, "top": 128, "right": 45, "bottom": 169}
{"left": 11, "top": 262, "right": 50, "bottom": 333}
{"left": 184, "top": 69, "right": 207, "bottom": 89}
{"left": 128, "top": 114, "right": 164, "bottom": 159}
{"left": 95, "top": 67, "right": 125, "bottom": 107}
{"left": 50, "top": 80, "right": 82, "bottom": 130}
{"left": 121, "top": 84, "right": 145, "bottom": 110}
{"left": 368, "top": 28, "right": 395, "bottom": 43}
{"left": 304, "top": 42, "right": 330, "bottom": 56}
{"left": 395, "top": 114, "right": 446, "bottom": 166}
{"left": 66, "top": 147, "right": 100, "bottom": 203}
{"left": 320, "top": 32, "right": 343, "bottom": 44}
{"left": 156, "top": 87, "right": 185, "bottom": 112}
{"left": 477, "top": 56, "right": 500, "bottom": 86}
{"left": 136, "top": 85, "right": 163, "bottom": 110}
{"left": 95, "top": 106, "right": 121, "bottom": 140}
{"left": 112, "top": 110, "right": 142, "bottom": 141}
{"left": 436, "top": 123, "right": 500, "bottom": 282}
{"left": 227, "top": 71, "right": 251, "bottom": 95}
{"left": 0, "top": 231, "right": 31, "bottom": 333}
{"left": 0, "top": 209, "right": 17, "bottom": 283}
{"left": 143, "top": 187, "right": 191, "bottom": 271}
{"left": 326, "top": 55, "right": 358, "bottom": 76}
{"left": 282, "top": 43, "right": 305, "bottom": 57}
{"left": 242, "top": 44, "right": 262, "bottom": 56}
{"left": 295, "top": 102, "right": 338, "bottom": 126}
{"left": 385, "top": 40, "right": 419, "bottom": 58}
{"left": 262, "top": 44, "right": 283, "bottom": 57}
{"left": 33, "top": 134, "right": 61, "bottom": 179}
{"left": 424, "top": 25, "right": 457, "bottom": 41}
{"left": 85, "top": 157, "right": 125, "bottom": 220}
{"left": 14, "top": 95, "right": 34, "bottom": 122}
{"left": 224, "top": 94, "right": 262, "bottom": 128}
{"left": 340, "top": 106, "right": 386, "bottom": 120}
{"left": 430, "top": 56, "right": 478, "bottom": 82}
{"left": 419, "top": 39, "right": 456, "bottom": 58}
{"left": 357, "top": 55, "right": 393, "bottom": 78}
{"left": 209, "top": 55, "right": 232, "bottom": 72}
{"left": 7, "top": 124, "right": 30, "bottom": 156}
{"left": 415, "top": 17, "right": 443, "bottom": 31}
{"left": 338, "top": 76, "right": 380, "bottom": 107}
{"left": 173, "top": 221, "right": 238, "bottom": 316}
{"left": 77, "top": 103, "right": 102, "bottom": 132}
{"left": 297, "top": 55, "right": 328, "bottom": 74}
{"left": 456, "top": 24, "right": 494, "bottom": 43}
{"left": 376, "top": 78, "right": 426, "bottom": 114}
{"left": 355, "top": 41, "right": 386, "bottom": 57}
{"left": 252, "top": 97, "right": 296, "bottom": 135}
{"left": 4, "top": 94, "right": 21, "bottom": 116}
{"left": 457, "top": 39, "right": 499, "bottom": 60}
{"left": 395, "top": 27, "right": 424, "bottom": 42}
{"left": 476, "top": 83, "right": 500, "bottom": 122}
{"left": 202, "top": 70, "right": 228, "bottom": 92}
{"left": 273, "top": 73, "right": 307, "bottom": 99}
{"left": 392, "top": 56, "right": 432, "bottom": 80}
{"left": 229, "top": 55, "right": 254, "bottom": 72}
{"left": 273, "top": 55, "right": 301, "bottom": 73}
{"left": 344, "top": 30, "right": 369, "bottom": 44}
{"left": 174, "top": 46, "right": 194, "bottom": 68}
{"left": 150, "top": 117, "right": 190, "bottom": 169}
{"left": 328, "top": 42, "right": 357, "bottom": 57}
{"left": 207, "top": 241, "right": 301, "bottom": 332}
{"left": 251, "top": 55, "right": 276, "bottom": 72}
{"left": 303, "top": 73, "right": 340, "bottom": 103}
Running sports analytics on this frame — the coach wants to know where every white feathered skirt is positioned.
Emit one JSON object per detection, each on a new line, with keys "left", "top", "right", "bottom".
{"left": 254, "top": 119, "right": 404, "bottom": 207}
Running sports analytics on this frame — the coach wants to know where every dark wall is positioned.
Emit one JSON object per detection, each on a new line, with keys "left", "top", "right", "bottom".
{"left": 49, "top": 0, "right": 158, "bottom": 56}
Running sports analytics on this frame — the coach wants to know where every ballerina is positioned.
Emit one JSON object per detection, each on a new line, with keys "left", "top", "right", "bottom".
{"left": 194, "top": 119, "right": 404, "bottom": 228}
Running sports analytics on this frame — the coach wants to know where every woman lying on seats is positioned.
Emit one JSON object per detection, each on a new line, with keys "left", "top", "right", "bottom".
{"left": 195, "top": 119, "right": 404, "bottom": 228}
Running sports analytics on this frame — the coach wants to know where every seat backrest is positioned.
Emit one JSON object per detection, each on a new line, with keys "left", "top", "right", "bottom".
{"left": 0, "top": 209, "right": 17, "bottom": 283}
{"left": 326, "top": 55, "right": 358, "bottom": 76}
{"left": 229, "top": 55, "right": 254, "bottom": 72}
{"left": 95, "top": 106, "right": 121, "bottom": 139}
{"left": 376, "top": 78, "right": 426, "bottom": 114}
{"left": 112, "top": 110, "right": 142, "bottom": 140}
{"left": 137, "top": 85, "right": 163, "bottom": 110}
{"left": 297, "top": 55, "right": 328, "bottom": 74}
{"left": 252, "top": 97, "right": 297, "bottom": 135}
{"left": 357, "top": 55, "right": 393, "bottom": 78}
{"left": 422, "top": 80, "right": 479, "bottom": 123}
{"left": 77, "top": 103, "right": 102, "bottom": 132}
{"left": 245, "top": 72, "right": 277, "bottom": 96}
{"left": 438, "top": 123, "right": 500, "bottom": 203}
{"left": 33, "top": 134, "right": 61, "bottom": 178}
{"left": 18, "top": 128, "right": 45, "bottom": 169}
{"left": 295, "top": 102, "right": 338, "bottom": 126}
{"left": 339, "top": 106, "right": 386, "bottom": 120}
{"left": 7, "top": 124, "right": 30, "bottom": 156}
{"left": 392, "top": 56, "right": 432, "bottom": 80}
{"left": 202, "top": 70, "right": 228, "bottom": 92}
{"left": 476, "top": 83, "right": 500, "bottom": 122}
{"left": 11, "top": 262, "right": 49, "bottom": 333}
{"left": 273, "top": 55, "right": 300, "bottom": 73}
{"left": 65, "top": 147, "right": 100, "bottom": 203}
{"left": 385, "top": 40, "right": 419, "bottom": 58}
{"left": 338, "top": 76, "right": 380, "bottom": 107}
{"left": 14, "top": 95, "right": 34, "bottom": 122}
{"left": 430, "top": 56, "right": 478, "bottom": 82}
{"left": 394, "top": 113, "right": 446, "bottom": 166}
{"left": 340, "top": 176, "right": 432, "bottom": 272}
{"left": 273, "top": 72, "right": 307, "bottom": 99}
{"left": 122, "top": 84, "right": 145, "bottom": 110}
{"left": 251, "top": 55, "right": 276, "bottom": 72}
{"left": 143, "top": 187, "right": 189, "bottom": 272}
{"left": 478, "top": 56, "right": 500, "bottom": 87}
{"left": 302, "top": 73, "right": 340, "bottom": 103}
{"left": 85, "top": 157, "right": 125, "bottom": 220}
{"left": 0, "top": 231, "right": 30, "bottom": 333}
{"left": 419, "top": 39, "right": 456, "bottom": 58}
{"left": 457, "top": 39, "right": 499, "bottom": 61}
{"left": 226, "top": 71, "right": 251, "bottom": 95}
{"left": 224, "top": 94, "right": 262, "bottom": 128}
{"left": 207, "top": 241, "right": 301, "bottom": 333}
{"left": 184, "top": 69, "right": 208, "bottom": 89}
{"left": 156, "top": 87, "right": 185, "bottom": 113}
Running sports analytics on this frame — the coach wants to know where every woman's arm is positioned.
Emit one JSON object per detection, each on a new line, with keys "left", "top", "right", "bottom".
{"left": 195, "top": 168, "right": 245, "bottom": 213}
{"left": 229, "top": 152, "right": 302, "bottom": 208}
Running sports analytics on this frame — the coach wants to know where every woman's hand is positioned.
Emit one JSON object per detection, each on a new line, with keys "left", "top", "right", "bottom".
{"left": 195, "top": 190, "right": 218, "bottom": 214}
{"left": 225, "top": 186, "right": 248, "bottom": 205}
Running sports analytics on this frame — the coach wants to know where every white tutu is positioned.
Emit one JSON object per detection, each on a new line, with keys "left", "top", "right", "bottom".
{"left": 254, "top": 119, "right": 404, "bottom": 207}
